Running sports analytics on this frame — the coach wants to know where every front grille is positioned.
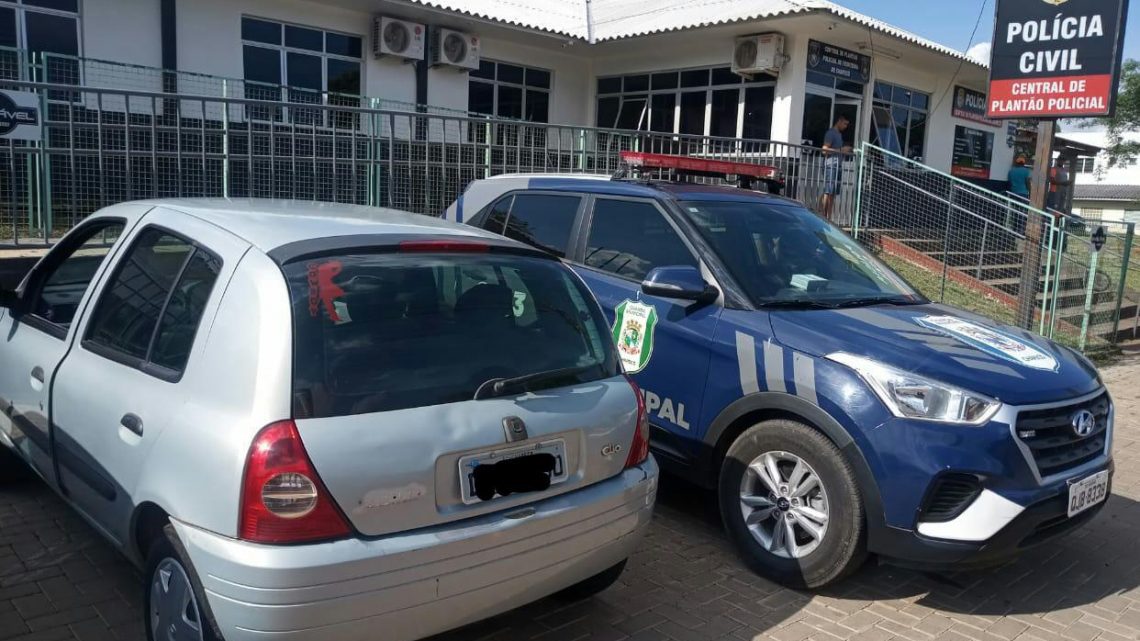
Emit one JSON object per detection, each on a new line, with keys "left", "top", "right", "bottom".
{"left": 1015, "top": 392, "right": 1110, "bottom": 479}
{"left": 921, "top": 474, "right": 982, "bottom": 522}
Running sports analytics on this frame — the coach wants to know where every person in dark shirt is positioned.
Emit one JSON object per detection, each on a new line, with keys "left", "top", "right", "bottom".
{"left": 819, "top": 115, "right": 851, "bottom": 222}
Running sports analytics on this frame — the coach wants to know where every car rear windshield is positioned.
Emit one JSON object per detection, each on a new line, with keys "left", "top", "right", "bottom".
{"left": 284, "top": 252, "right": 620, "bottom": 418}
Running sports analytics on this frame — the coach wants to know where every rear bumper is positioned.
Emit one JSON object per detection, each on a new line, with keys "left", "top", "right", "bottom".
{"left": 173, "top": 459, "right": 658, "bottom": 641}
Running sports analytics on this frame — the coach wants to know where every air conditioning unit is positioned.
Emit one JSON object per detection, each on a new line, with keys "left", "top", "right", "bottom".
{"left": 372, "top": 16, "right": 425, "bottom": 61}
{"left": 732, "top": 33, "right": 786, "bottom": 77}
{"left": 431, "top": 28, "right": 480, "bottom": 70}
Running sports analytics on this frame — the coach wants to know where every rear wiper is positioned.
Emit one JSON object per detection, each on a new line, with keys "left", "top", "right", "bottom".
{"left": 825, "top": 296, "right": 921, "bottom": 309}
{"left": 474, "top": 364, "right": 600, "bottom": 400}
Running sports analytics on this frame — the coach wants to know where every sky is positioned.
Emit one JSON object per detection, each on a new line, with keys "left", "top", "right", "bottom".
{"left": 837, "top": 0, "right": 1140, "bottom": 65}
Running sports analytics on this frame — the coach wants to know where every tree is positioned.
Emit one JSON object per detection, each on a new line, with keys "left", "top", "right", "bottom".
{"left": 1081, "top": 59, "right": 1140, "bottom": 168}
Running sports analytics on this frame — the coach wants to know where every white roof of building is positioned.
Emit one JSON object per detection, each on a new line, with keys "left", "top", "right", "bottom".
{"left": 122, "top": 199, "right": 497, "bottom": 253}
{"left": 405, "top": 0, "right": 978, "bottom": 63}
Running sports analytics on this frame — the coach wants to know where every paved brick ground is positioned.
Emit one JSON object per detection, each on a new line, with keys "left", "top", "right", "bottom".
{"left": 3, "top": 359, "right": 1140, "bottom": 641}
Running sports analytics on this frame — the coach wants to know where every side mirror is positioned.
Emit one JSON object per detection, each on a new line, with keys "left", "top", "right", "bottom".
{"left": 0, "top": 287, "right": 21, "bottom": 313}
{"left": 641, "top": 266, "right": 719, "bottom": 303}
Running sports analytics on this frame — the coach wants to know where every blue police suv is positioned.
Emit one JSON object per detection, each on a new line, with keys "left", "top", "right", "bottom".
{"left": 446, "top": 154, "right": 1112, "bottom": 588}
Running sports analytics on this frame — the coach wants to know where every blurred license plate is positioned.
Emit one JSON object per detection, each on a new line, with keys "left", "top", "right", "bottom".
{"left": 459, "top": 439, "right": 567, "bottom": 505}
{"left": 1067, "top": 471, "right": 1109, "bottom": 518}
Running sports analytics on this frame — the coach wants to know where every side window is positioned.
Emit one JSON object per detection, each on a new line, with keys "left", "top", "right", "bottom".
{"left": 584, "top": 199, "right": 697, "bottom": 281}
{"left": 481, "top": 196, "right": 513, "bottom": 234}
{"left": 502, "top": 194, "right": 581, "bottom": 258}
{"left": 84, "top": 228, "right": 221, "bottom": 377}
{"left": 27, "top": 222, "right": 125, "bottom": 331}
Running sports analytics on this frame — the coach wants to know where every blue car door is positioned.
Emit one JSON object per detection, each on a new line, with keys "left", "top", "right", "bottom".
{"left": 571, "top": 195, "right": 720, "bottom": 465}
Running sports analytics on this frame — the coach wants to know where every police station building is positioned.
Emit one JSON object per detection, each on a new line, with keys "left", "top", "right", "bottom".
{"left": 1, "top": 0, "right": 1016, "bottom": 182}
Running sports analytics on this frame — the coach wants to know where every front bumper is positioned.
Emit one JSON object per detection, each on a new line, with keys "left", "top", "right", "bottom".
{"left": 876, "top": 459, "right": 1113, "bottom": 569}
{"left": 173, "top": 460, "right": 658, "bottom": 641}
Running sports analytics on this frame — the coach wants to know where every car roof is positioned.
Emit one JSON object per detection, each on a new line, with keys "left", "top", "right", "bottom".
{"left": 498, "top": 176, "right": 800, "bottom": 204}
{"left": 120, "top": 198, "right": 503, "bottom": 253}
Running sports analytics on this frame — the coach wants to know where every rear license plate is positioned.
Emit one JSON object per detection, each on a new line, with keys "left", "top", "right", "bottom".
{"left": 459, "top": 439, "right": 568, "bottom": 505}
{"left": 1067, "top": 470, "right": 1109, "bottom": 518}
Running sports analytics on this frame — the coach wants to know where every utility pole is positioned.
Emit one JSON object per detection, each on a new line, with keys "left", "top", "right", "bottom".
{"left": 1015, "top": 120, "right": 1054, "bottom": 329}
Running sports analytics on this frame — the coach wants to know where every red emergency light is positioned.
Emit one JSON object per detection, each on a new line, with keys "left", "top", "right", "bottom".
{"left": 619, "top": 151, "right": 783, "bottom": 184}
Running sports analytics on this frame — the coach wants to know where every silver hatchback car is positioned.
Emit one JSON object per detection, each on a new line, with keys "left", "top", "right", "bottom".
{"left": 0, "top": 199, "right": 658, "bottom": 641}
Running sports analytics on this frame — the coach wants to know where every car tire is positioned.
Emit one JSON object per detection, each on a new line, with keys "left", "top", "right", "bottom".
{"left": 719, "top": 419, "right": 866, "bottom": 589}
{"left": 144, "top": 524, "right": 224, "bottom": 641}
{"left": 551, "top": 559, "right": 627, "bottom": 602}
{"left": 0, "top": 444, "right": 30, "bottom": 484}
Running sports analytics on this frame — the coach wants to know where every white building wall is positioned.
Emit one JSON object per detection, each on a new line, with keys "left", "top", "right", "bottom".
{"left": 82, "top": 0, "right": 161, "bottom": 68}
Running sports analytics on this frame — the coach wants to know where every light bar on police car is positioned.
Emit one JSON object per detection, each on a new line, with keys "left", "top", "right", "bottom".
{"left": 618, "top": 151, "right": 783, "bottom": 183}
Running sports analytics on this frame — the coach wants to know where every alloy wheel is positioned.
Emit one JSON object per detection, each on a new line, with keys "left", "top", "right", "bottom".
{"left": 738, "top": 450, "right": 830, "bottom": 559}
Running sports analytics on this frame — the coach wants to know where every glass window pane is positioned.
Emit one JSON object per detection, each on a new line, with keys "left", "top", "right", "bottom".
{"left": 624, "top": 75, "right": 649, "bottom": 92}
{"left": 679, "top": 91, "right": 705, "bottom": 136}
{"left": 680, "top": 69, "right": 709, "bottom": 88}
{"left": 469, "top": 81, "right": 494, "bottom": 115}
{"left": 23, "top": 0, "right": 78, "bottom": 11}
{"left": 504, "top": 194, "right": 580, "bottom": 258}
{"left": 497, "top": 85, "right": 522, "bottom": 119}
{"left": 652, "top": 72, "right": 678, "bottom": 90}
{"left": 498, "top": 63, "right": 524, "bottom": 84}
{"left": 242, "top": 17, "right": 281, "bottom": 45}
{"left": 327, "top": 59, "right": 360, "bottom": 95}
{"left": 892, "top": 85, "right": 913, "bottom": 106}
{"left": 86, "top": 230, "right": 193, "bottom": 362}
{"left": 710, "top": 88, "right": 739, "bottom": 138}
{"left": 806, "top": 70, "right": 834, "bottom": 88}
{"left": 874, "top": 82, "right": 892, "bottom": 102}
{"left": 25, "top": 12, "right": 78, "bottom": 56}
{"left": 585, "top": 199, "right": 696, "bottom": 281}
{"left": 483, "top": 196, "right": 513, "bottom": 233}
{"left": 286, "top": 52, "right": 322, "bottom": 90}
{"left": 615, "top": 97, "right": 646, "bottom": 130}
{"left": 242, "top": 45, "right": 280, "bottom": 85}
{"left": 31, "top": 223, "right": 125, "bottom": 328}
{"left": 912, "top": 92, "right": 930, "bottom": 111}
{"left": 526, "top": 89, "right": 548, "bottom": 123}
{"left": 526, "top": 68, "right": 551, "bottom": 89}
{"left": 908, "top": 111, "right": 927, "bottom": 160}
{"left": 893, "top": 106, "right": 909, "bottom": 155}
{"left": 325, "top": 33, "right": 362, "bottom": 58}
{"left": 742, "top": 86, "right": 774, "bottom": 141}
{"left": 802, "top": 94, "right": 833, "bottom": 147}
{"left": 596, "top": 96, "right": 619, "bottom": 128}
{"left": 650, "top": 93, "right": 676, "bottom": 133}
{"left": 285, "top": 25, "right": 323, "bottom": 51}
{"left": 150, "top": 250, "right": 222, "bottom": 373}
{"left": 597, "top": 76, "right": 621, "bottom": 94}
{"left": 836, "top": 79, "right": 865, "bottom": 95}
{"left": 711, "top": 67, "right": 741, "bottom": 85}
{"left": 472, "top": 59, "right": 495, "bottom": 80}
{"left": 0, "top": 8, "right": 16, "bottom": 49}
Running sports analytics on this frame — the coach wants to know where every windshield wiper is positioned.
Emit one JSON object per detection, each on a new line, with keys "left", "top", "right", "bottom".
{"left": 757, "top": 300, "right": 835, "bottom": 310}
{"left": 474, "top": 364, "right": 600, "bottom": 400}
{"left": 824, "top": 296, "right": 922, "bottom": 309}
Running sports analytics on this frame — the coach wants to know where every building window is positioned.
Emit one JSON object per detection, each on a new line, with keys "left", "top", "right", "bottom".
{"left": 469, "top": 60, "right": 551, "bottom": 123}
{"left": 1082, "top": 208, "right": 1103, "bottom": 217}
{"left": 240, "top": 16, "right": 363, "bottom": 125}
{"left": 0, "top": 0, "right": 80, "bottom": 84}
{"left": 870, "top": 82, "right": 930, "bottom": 161}
{"left": 595, "top": 66, "right": 775, "bottom": 139}
{"left": 1076, "top": 156, "right": 1097, "bottom": 174}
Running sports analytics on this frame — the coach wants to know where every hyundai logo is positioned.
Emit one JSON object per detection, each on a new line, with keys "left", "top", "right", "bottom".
{"left": 1070, "top": 409, "right": 1096, "bottom": 438}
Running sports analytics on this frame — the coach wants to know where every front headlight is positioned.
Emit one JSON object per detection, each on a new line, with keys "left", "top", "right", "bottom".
{"left": 827, "top": 352, "right": 1001, "bottom": 425}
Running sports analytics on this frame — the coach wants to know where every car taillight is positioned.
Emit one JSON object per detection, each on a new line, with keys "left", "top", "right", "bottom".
{"left": 239, "top": 420, "right": 352, "bottom": 544}
{"left": 399, "top": 239, "right": 489, "bottom": 252}
{"left": 624, "top": 375, "right": 650, "bottom": 469}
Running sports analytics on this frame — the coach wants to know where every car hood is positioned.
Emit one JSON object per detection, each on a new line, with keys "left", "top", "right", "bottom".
{"left": 768, "top": 303, "right": 1101, "bottom": 405}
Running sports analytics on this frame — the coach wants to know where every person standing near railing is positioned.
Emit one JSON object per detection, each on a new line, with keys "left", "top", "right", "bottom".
{"left": 1048, "top": 158, "right": 1072, "bottom": 213}
{"left": 819, "top": 115, "right": 851, "bottom": 222}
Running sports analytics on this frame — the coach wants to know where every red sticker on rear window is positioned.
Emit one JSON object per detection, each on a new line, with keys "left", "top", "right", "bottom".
{"left": 307, "top": 260, "right": 346, "bottom": 322}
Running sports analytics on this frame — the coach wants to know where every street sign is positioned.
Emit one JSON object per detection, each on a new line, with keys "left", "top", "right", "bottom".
{"left": 0, "top": 90, "right": 41, "bottom": 141}
{"left": 987, "top": 0, "right": 1130, "bottom": 119}
{"left": 1091, "top": 225, "right": 1106, "bottom": 252}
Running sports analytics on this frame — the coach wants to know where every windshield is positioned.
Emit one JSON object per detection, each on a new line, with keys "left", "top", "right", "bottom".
{"left": 285, "top": 252, "right": 620, "bottom": 418}
{"left": 679, "top": 200, "right": 924, "bottom": 307}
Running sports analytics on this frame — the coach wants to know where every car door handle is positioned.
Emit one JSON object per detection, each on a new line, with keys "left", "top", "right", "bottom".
{"left": 30, "top": 366, "right": 44, "bottom": 383}
{"left": 120, "top": 413, "right": 143, "bottom": 436}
